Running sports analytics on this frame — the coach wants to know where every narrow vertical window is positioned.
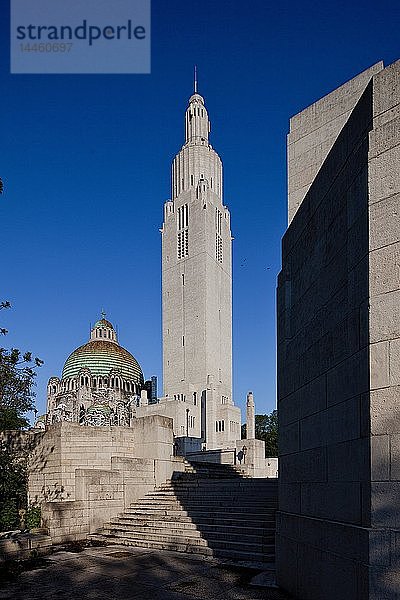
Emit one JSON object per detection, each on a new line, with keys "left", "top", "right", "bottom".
{"left": 216, "top": 233, "right": 223, "bottom": 263}
{"left": 177, "top": 204, "right": 189, "bottom": 259}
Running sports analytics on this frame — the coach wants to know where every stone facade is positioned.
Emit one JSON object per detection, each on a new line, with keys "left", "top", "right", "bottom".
{"left": 277, "top": 61, "right": 400, "bottom": 599}
{"left": 28, "top": 416, "right": 186, "bottom": 544}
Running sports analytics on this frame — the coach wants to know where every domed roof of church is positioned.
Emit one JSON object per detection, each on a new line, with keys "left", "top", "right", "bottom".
{"left": 61, "top": 316, "right": 144, "bottom": 383}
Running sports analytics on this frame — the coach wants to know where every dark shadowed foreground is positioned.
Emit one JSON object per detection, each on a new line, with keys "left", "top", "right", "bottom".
{"left": 0, "top": 544, "right": 294, "bottom": 600}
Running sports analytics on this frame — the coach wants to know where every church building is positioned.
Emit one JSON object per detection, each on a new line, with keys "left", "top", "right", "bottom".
{"left": 46, "top": 317, "right": 145, "bottom": 428}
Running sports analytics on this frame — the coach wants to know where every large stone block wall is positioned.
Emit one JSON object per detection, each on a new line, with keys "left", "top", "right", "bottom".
{"left": 367, "top": 61, "right": 400, "bottom": 596}
{"left": 28, "top": 416, "right": 186, "bottom": 544}
{"left": 277, "top": 60, "right": 400, "bottom": 599}
{"left": 287, "top": 62, "right": 383, "bottom": 224}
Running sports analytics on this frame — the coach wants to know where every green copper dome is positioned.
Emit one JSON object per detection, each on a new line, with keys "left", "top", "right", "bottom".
{"left": 60, "top": 316, "right": 144, "bottom": 384}
{"left": 62, "top": 339, "right": 144, "bottom": 383}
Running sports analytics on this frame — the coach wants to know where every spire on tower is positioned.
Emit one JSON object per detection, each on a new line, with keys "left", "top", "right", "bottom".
{"left": 194, "top": 65, "right": 198, "bottom": 94}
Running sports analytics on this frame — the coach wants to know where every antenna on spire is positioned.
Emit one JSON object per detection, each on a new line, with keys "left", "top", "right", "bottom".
{"left": 194, "top": 65, "right": 198, "bottom": 93}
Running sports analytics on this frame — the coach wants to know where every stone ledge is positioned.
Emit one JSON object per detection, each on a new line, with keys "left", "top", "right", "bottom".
{"left": 0, "top": 532, "right": 52, "bottom": 562}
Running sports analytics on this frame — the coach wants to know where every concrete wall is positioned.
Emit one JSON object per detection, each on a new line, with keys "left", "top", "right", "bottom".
{"left": 277, "top": 60, "right": 399, "bottom": 599}
{"left": 28, "top": 416, "right": 186, "bottom": 544}
{"left": 367, "top": 60, "right": 400, "bottom": 597}
{"left": 287, "top": 62, "right": 383, "bottom": 223}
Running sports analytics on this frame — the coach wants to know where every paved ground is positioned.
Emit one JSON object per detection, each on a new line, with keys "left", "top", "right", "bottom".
{"left": 0, "top": 544, "right": 294, "bottom": 599}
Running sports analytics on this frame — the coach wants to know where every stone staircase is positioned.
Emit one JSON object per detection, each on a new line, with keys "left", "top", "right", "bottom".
{"left": 90, "top": 460, "right": 278, "bottom": 564}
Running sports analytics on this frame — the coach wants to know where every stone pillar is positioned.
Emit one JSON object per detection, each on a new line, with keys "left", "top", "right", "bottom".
{"left": 140, "top": 389, "right": 148, "bottom": 406}
{"left": 246, "top": 391, "right": 255, "bottom": 439}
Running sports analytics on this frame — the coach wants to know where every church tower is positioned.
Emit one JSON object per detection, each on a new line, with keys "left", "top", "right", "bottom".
{"left": 161, "top": 76, "right": 241, "bottom": 449}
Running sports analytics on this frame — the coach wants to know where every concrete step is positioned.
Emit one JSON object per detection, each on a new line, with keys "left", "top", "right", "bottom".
{"left": 139, "top": 496, "right": 277, "bottom": 507}
{"left": 89, "top": 533, "right": 214, "bottom": 556}
{"left": 102, "top": 529, "right": 209, "bottom": 547}
{"left": 145, "top": 489, "right": 277, "bottom": 498}
{"left": 107, "top": 523, "right": 202, "bottom": 538}
{"left": 144, "top": 491, "right": 278, "bottom": 500}
{"left": 122, "top": 507, "right": 276, "bottom": 520}
{"left": 160, "top": 481, "right": 277, "bottom": 488}
{"left": 126, "top": 506, "right": 275, "bottom": 514}
{"left": 109, "top": 519, "right": 276, "bottom": 537}
{"left": 173, "top": 473, "right": 245, "bottom": 480}
{"left": 99, "top": 528, "right": 275, "bottom": 555}
{"left": 104, "top": 523, "right": 275, "bottom": 550}
{"left": 93, "top": 464, "right": 278, "bottom": 566}
{"left": 160, "top": 483, "right": 278, "bottom": 491}
{"left": 122, "top": 509, "right": 276, "bottom": 520}
{"left": 108, "top": 518, "right": 276, "bottom": 535}
{"left": 112, "top": 514, "right": 276, "bottom": 528}
{"left": 166, "top": 476, "right": 277, "bottom": 483}
{"left": 128, "top": 497, "right": 277, "bottom": 507}
{"left": 89, "top": 532, "right": 275, "bottom": 564}
{"left": 212, "top": 547, "right": 275, "bottom": 563}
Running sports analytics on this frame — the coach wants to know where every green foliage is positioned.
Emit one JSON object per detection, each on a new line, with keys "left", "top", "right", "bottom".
{"left": 0, "top": 301, "right": 43, "bottom": 531}
{"left": 0, "top": 302, "right": 43, "bottom": 428}
{"left": 25, "top": 505, "right": 41, "bottom": 529}
{"left": 0, "top": 498, "right": 19, "bottom": 531}
{"left": 0, "top": 438, "right": 28, "bottom": 531}
{"left": 241, "top": 410, "right": 278, "bottom": 457}
{"left": 0, "top": 347, "right": 43, "bottom": 428}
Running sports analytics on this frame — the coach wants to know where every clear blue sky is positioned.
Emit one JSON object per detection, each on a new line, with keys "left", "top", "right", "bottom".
{"left": 1, "top": 0, "right": 399, "bottom": 420}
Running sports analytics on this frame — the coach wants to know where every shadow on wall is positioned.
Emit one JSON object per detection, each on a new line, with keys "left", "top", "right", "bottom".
{"left": 0, "top": 430, "right": 53, "bottom": 530}
{"left": 277, "top": 68, "right": 400, "bottom": 599}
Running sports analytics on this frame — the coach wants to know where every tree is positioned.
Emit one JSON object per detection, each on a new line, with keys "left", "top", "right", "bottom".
{"left": 0, "top": 348, "right": 43, "bottom": 429}
{"left": 241, "top": 410, "right": 278, "bottom": 457}
{"left": 0, "top": 301, "right": 43, "bottom": 530}
{"left": 0, "top": 302, "right": 43, "bottom": 429}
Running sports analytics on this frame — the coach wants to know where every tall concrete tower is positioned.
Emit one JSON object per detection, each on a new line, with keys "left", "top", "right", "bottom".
{"left": 161, "top": 79, "right": 241, "bottom": 449}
